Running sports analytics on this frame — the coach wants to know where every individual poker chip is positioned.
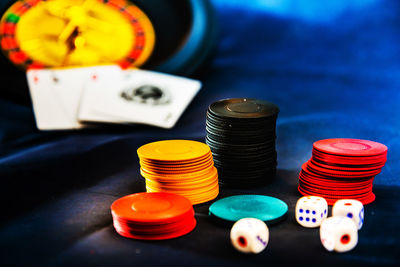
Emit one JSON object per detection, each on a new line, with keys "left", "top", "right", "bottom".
{"left": 137, "top": 140, "right": 219, "bottom": 205}
{"left": 138, "top": 140, "right": 211, "bottom": 161}
{"left": 312, "top": 148, "right": 387, "bottom": 164}
{"left": 209, "top": 195, "right": 288, "bottom": 225}
{"left": 313, "top": 139, "right": 388, "bottom": 157}
{"left": 298, "top": 138, "right": 387, "bottom": 205}
{"left": 206, "top": 98, "right": 279, "bottom": 186}
{"left": 208, "top": 98, "right": 279, "bottom": 119}
{"left": 111, "top": 192, "right": 196, "bottom": 240}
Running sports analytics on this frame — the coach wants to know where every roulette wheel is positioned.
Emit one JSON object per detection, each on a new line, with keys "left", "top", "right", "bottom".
{"left": 0, "top": 0, "right": 156, "bottom": 69}
{"left": 0, "top": 0, "right": 217, "bottom": 102}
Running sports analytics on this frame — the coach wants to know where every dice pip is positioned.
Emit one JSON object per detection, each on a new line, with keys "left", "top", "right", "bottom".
{"left": 332, "top": 199, "right": 364, "bottom": 230}
{"left": 230, "top": 218, "right": 269, "bottom": 254}
{"left": 295, "top": 196, "right": 328, "bottom": 228}
{"left": 320, "top": 216, "right": 358, "bottom": 252}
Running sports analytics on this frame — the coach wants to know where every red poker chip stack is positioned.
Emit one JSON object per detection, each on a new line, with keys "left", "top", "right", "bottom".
{"left": 111, "top": 192, "right": 196, "bottom": 240}
{"left": 298, "top": 138, "right": 387, "bottom": 205}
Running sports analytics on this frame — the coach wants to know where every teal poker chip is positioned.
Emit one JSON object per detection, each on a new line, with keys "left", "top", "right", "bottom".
{"left": 209, "top": 195, "right": 288, "bottom": 224}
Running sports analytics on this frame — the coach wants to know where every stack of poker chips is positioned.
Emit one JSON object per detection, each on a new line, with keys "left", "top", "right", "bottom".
{"left": 137, "top": 140, "right": 219, "bottom": 205}
{"left": 111, "top": 192, "right": 196, "bottom": 240}
{"left": 206, "top": 98, "right": 279, "bottom": 186}
{"left": 298, "top": 138, "right": 388, "bottom": 205}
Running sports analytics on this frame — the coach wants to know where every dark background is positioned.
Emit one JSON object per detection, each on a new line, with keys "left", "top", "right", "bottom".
{"left": 1, "top": 0, "right": 399, "bottom": 266}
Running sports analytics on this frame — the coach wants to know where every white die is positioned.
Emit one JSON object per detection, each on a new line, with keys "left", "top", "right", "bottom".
{"left": 295, "top": 196, "right": 328, "bottom": 228}
{"left": 320, "top": 216, "right": 358, "bottom": 252}
{"left": 230, "top": 218, "right": 269, "bottom": 254}
{"left": 332, "top": 199, "right": 364, "bottom": 230}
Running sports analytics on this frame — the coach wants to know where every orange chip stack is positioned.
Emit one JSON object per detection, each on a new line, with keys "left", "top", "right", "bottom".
{"left": 137, "top": 140, "right": 219, "bottom": 204}
{"left": 111, "top": 192, "right": 196, "bottom": 240}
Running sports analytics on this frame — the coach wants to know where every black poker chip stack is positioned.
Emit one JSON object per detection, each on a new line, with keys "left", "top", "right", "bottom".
{"left": 205, "top": 98, "right": 279, "bottom": 186}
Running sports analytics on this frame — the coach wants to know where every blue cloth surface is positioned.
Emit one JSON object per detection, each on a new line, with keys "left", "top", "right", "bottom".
{"left": 0, "top": 0, "right": 399, "bottom": 265}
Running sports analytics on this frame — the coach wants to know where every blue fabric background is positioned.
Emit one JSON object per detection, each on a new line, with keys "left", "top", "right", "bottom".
{"left": 0, "top": 0, "right": 399, "bottom": 265}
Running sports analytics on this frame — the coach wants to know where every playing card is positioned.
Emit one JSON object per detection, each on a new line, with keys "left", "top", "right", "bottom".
{"left": 78, "top": 68, "right": 202, "bottom": 128}
{"left": 27, "top": 69, "right": 79, "bottom": 130}
{"left": 50, "top": 65, "right": 121, "bottom": 123}
{"left": 27, "top": 65, "right": 122, "bottom": 130}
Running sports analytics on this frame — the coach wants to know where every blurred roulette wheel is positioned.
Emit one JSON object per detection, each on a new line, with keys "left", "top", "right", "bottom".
{"left": 0, "top": 0, "right": 217, "bottom": 103}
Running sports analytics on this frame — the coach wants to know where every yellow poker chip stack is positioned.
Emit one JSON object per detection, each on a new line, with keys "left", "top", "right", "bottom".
{"left": 137, "top": 140, "right": 219, "bottom": 205}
